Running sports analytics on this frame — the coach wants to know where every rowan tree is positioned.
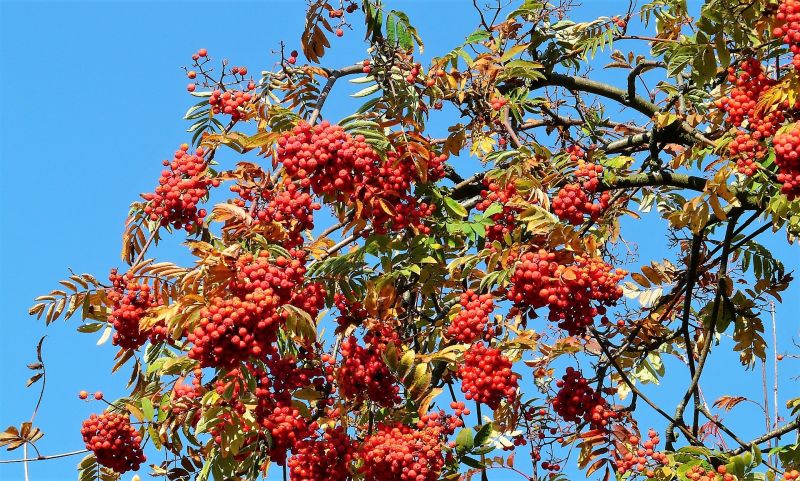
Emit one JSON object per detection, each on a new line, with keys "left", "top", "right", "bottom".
{"left": 3, "top": 1, "right": 800, "bottom": 481}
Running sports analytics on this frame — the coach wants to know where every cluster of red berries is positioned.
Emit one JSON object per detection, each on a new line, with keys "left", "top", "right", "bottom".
{"left": 261, "top": 403, "right": 313, "bottom": 465}
{"left": 457, "top": 342, "right": 518, "bottom": 410}
{"left": 142, "top": 145, "right": 215, "bottom": 232}
{"left": 552, "top": 182, "right": 611, "bottom": 225}
{"left": 774, "top": 0, "right": 800, "bottom": 69}
{"left": 338, "top": 327, "right": 401, "bottom": 407}
{"left": 446, "top": 290, "right": 495, "bottom": 343}
{"left": 81, "top": 412, "right": 145, "bottom": 474}
{"left": 288, "top": 427, "right": 356, "bottom": 481}
{"left": 773, "top": 126, "right": 800, "bottom": 199}
{"left": 476, "top": 178, "right": 527, "bottom": 243}
{"left": 508, "top": 250, "right": 625, "bottom": 335}
{"left": 107, "top": 269, "right": 162, "bottom": 349}
{"left": 277, "top": 121, "right": 380, "bottom": 200}
{"left": 715, "top": 59, "right": 782, "bottom": 175}
{"left": 490, "top": 96, "right": 508, "bottom": 111}
{"left": 287, "top": 50, "right": 299, "bottom": 65}
{"left": 357, "top": 418, "right": 448, "bottom": 481}
{"left": 276, "top": 121, "right": 445, "bottom": 234}
{"left": 550, "top": 368, "right": 619, "bottom": 431}
{"left": 783, "top": 470, "right": 800, "bottom": 481}
{"left": 231, "top": 180, "right": 321, "bottom": 248}
{"left": 333, "top": 293, "right": 368, "bottom": 329}
{"left": 613, "top": 429, "right": 666, "bottom": 476}
{"left": 574, "top": 160, "right": 604, "bottom": 191}
{"left": 209, "top": 89, "right": 252, "bottom": 121}
{"left": 362, "top": 59, "right": 372, "bottom": 74}
{"left": 684, "top": 465, "right": 734, "bottom": 481}
{"left": 187, "top": 250, "right": 321, "bottom": 368}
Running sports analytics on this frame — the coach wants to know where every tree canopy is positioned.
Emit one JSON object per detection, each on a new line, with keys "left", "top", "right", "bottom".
{"left": 4, "top": 1, "right": 800, "bottom": 481}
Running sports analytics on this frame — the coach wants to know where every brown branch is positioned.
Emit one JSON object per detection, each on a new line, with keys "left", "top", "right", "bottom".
{"left": 0, "top": 449, "right": 89, "bottom": 464}
{"left": 307, "top": 64, "right": 364, "bottom": 125}
{"left": 729, "top": 417, "right": 800, "bottom": 455}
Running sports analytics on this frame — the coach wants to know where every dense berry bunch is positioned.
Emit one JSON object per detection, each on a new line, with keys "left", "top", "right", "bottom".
{"left": 613, "top": 428, "right": 666, "bottom": 476}
{"left": 784, "top": 470, "right": 800, "bottom": 481}
{"left": 187, "top": 295, "right": 279, "bottom": 368}
{"left": 277, "top": 121, "right": 381, "bottom": 199}
{"left": 261, "top": 403, "right": 313, "bottom": 465}
{"left": 774, "top": 0, "right": 800, "bottom": 69}
{"left": 81, "top": 413, "right": 146, "bottom": 474}
{"left": 107, "top": 270, "right": 162, "bottom": 349}
{"left": 551, "top": 368, "right": 619, "bottom": 431}
{"left": 357, "top": 419, "right": 447, "bottom": 481}
{"left": 446, "top": 290, "right": 495, "bottom": 343}
{"left": 715, "top": 59, "right": 786, "bottom": 175}
{"left": 142, "top": 144, "right": 215, "bottom": 231}
{"left": 457, "top": 342, "right": 518, "bottom": 410}
{"left": 574, "top": 160, "right": 604, "bottom": 191}
{"left": 773, "top": 126, "right": 800, "bottom": 199}
{"left": 565, "top": 144, "right": 586, "bottom": 161}
{"left": 288, "top": 427, "right": 356, "bottom": 481}
{"left": 187, "top": 250, "right": 317, "bottom": 368}
{"left": 715, "top": 59, "right": 775, "bottom": 128}
{"left": 508, "top": 251, "right": 625, "bottom": 335}
{"left": 209, "top": 89, "right": 252, "bottom": 121}
{"left": 552, "top": 182, "right": 611, "bottom": 225}
{"left": 476, "top": 178, "right": 526, "bottom": 243}
{"left": 231, "top": 180, "right": 321, "bottom": 248}
{"left": 276, "top": 121, "right": 445, "bottom": 234}
{"left": 334, "top": 293, "right": 368, "bottom": 329}
{"left": 338, "top": 327, "right": 401, "bottom": 407}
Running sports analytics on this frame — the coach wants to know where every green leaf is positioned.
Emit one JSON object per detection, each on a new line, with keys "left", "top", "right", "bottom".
{"left": 455, "top": 428, "right": 474, "bottom": 453}
{"left": 444, "top": 197, "right": 468, "bottom": 218}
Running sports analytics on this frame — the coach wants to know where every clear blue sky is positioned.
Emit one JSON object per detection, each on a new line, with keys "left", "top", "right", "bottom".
{"left": 1, "top": 1, "right": 797, "bottom": 481}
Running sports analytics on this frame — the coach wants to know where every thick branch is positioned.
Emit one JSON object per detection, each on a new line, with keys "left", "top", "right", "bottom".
{"left": 308, "top": 64, "right": 364, "bottom": 124}
{"left": 729, "top": 418, "right": 800, "bottom": 455}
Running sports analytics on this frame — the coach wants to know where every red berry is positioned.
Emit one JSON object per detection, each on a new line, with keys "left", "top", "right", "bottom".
{"left": 78, "top": 390, "right": 88, "bottom": 400}
{"left": 93, "top": 391, "right": 103, "bottom": 400}
{"left": 197, "top": 48, "right": 208, "bottom": 57}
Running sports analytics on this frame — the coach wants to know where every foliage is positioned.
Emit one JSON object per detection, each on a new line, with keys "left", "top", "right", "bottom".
{"left": 6, "top": 1, "right": 800, "bottom": 481}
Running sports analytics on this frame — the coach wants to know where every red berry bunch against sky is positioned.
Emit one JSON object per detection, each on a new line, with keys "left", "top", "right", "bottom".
{"left": 551, "top": 367, "right": 619, "bottom": 431}
{"left": 773, "top": 125, "right": 800, "bottom": 199}
{"left": 774, "top": 0, "right": 800, "bottom": 69}
{"left": 457, "top": 342, "right": 518, "bottom": 410}
{"left": 357, "top": 418, "right": 448, "bottom": 481}
{"left": 209, "top": 89, "right": 252, "bottom": 121}
{"left": 107, "top": 269, "right": 161, "bottom": 349}
{"left": 288, "top": 426, "right": 356, "bottom": 481}
{"left": 446, "top": 290, "right": 494, "bottom": 343}
{"left": 613, "top": 428, "right": 666, "bottom": 477}
{"left": 552, "top": 182, "right": 611, "bottom": 225}
{"left": 142, "top": 144, "right": 214, "bottom": 232}
{"left": 81, "top": 412, "right": 146, "bottom": 474}
{"left": 338, "top": 326, "right": 401, "bottom": 407}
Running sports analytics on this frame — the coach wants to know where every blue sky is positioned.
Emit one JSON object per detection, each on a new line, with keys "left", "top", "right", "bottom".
{"left": 1, "top": 1, "right": 798, "bottom": 480}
